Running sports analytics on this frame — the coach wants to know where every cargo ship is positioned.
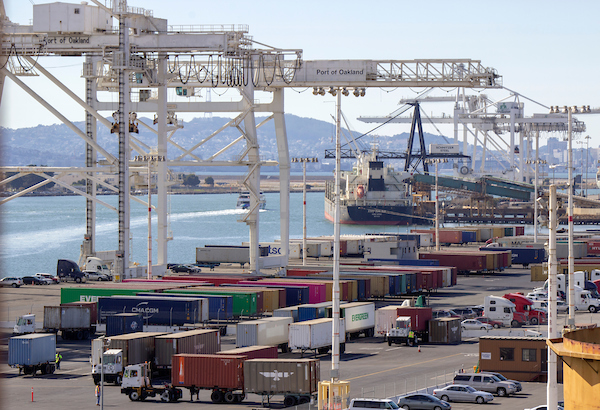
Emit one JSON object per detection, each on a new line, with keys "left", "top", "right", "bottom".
{"left": 324, "top": 149, "right": 419, "bottom": 225}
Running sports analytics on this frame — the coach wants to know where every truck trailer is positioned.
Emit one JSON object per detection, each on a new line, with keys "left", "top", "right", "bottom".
{"left": 43, "top": 305, "right": 95, "bottom": 340}
{"left": 288, "top": 318, "right": 346, "bottom": 356}
{"left": 8, "top": 333, "right": 56, "bottom": 375}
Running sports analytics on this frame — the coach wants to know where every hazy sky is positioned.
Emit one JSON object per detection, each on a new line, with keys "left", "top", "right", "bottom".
{"left": 2, "top": 0, "right": 600, "bottom": 148}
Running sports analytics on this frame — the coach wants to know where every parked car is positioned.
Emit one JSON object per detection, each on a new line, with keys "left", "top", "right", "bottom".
{"left": 0, "top": 277, "right": 24, "bottom": 288}
{"left": 84, "top": 271, "right": 111, "bottom": 281}
{"left": 470, "top": 306, "right": 485, "bottom": 316}
{"left": 348, "top": 398, "right": 400, "bottom": 409}
{"left": 448, "top": 307, "right": 477, "bottom": 320}
{"left": 461, "top": 319, "right": 493, "bottom": 331}
{"left": 432, "top": 384, "right": 494, "bottom": 404}
{"left": 480, "top": 371, "right": 522, "bottom": 392}
{"left": 453, "top": 373, "right": 517, "bottom": 396}
{"left": 432, "top": 310, "right": 454, "bottom": 319}
{"left": 475, "top": 316, "right": 503, "bottom": 328}
{"left": 168, "top": 264, "right": 201, "bottom": 273}
{"left": 22, "top": 276, "right": 51, "bottom": 285}
{"left": 34, "top": 273, "right": 59, "bottom": 284}
{"left": 397, "top": 393, "right": 451, "bottom": 410}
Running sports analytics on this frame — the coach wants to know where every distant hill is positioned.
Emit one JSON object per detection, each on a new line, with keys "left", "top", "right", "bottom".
{"left": 0, "top": 114, "right": 455, "bottom": 172}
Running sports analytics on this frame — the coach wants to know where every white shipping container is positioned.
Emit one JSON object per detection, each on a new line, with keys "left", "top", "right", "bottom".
{"left": 236, "top": 317, "right": 292, "bottom": 348}
{"left": 288, "top": 318, "right": 346, "bottom": 350}
{"left": 341, "top": 302, "right": 375, "bottom": 334}
{"left": 375, "top": 306, "right": 398, "bottom": 337}
{"left": 416, "top": 233, "right": 433, "bottom": 248}
{"left": 442, "top": 268, "right": 452, "bottom": 288}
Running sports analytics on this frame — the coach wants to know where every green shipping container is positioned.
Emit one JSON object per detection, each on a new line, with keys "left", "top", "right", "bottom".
{"left": 165, "top": 289, "right": 257, "bottom": 316}
{"left": 61, "top": 287, "right": 141, "bottom": 304}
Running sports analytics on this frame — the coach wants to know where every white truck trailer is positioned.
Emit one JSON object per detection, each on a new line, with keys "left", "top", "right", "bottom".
{"left": 288, "top": 318, "right": 346, "bottom": 356}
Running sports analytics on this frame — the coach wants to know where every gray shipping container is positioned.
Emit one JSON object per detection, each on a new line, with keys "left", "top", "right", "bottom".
{"left": 106, "top": 331, "right": 167, "bottom": 366}
{"left": 154, "top": 329, "right": 220, "bottom": 368}
{"left": 244, "top": 359, "right": 320, "bottom": 395}
{"left": 43, "top": 305, "right": 91, "bottom": 331}
{"left": 236, "top": 317, "right": 292, "bottom": 348}
{"left": 273, "top": 306, "right": 299, "bottom": 322}
{"left": 8, "top": 333, "right": 56, "bottom": 366}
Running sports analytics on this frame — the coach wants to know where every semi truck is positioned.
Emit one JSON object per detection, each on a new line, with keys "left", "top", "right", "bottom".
{"left": 57, "top": 259, "right": 87, "bottom": 283}
{"left": 8, "top": 333, "right": 57, "bottom": 375}
{"left": 43, "top": 305, "right": 95, "bottom": 340}
{"left": 503, "top": 293, "right": 547, "bottom": 325}
{"left": 483, "top": 296, "right": 527, "bottom": 327}
{"left": 386, "top": 316, "right": 417, "bottom": 346}
{"left": 91, "top": 332, "right": 168, "bottom": 385}
{"left": 121, "top": 355, "right": 320, "bottom": 407}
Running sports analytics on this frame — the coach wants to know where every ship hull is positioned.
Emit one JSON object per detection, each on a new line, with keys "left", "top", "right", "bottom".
{"left": 325, "top": 198, "right": 415, "bottom": 226}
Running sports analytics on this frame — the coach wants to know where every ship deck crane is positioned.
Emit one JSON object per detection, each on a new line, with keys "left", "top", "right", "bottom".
{"left": 0, "top": 0, "right": 502, "bottom": 277}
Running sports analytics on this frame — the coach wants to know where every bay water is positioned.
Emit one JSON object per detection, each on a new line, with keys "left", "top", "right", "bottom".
{"left": 0, "top": 190, "right": 594, "bottom": 278}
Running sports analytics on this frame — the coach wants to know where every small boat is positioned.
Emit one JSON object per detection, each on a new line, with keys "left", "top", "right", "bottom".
{"left": 236, "top": 191, "right": 266, "bottom": 210}
{"left": 597, "top": 167, "right": 600, "bottom": 189}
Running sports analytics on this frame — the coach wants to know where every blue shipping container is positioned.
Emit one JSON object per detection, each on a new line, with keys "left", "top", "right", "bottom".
{"left": 106, "top": 313, "right": 143, "bottom": 337}
{"left": 483, "top": 247, "right": 545, "bottom": 266}
{"left": 367, "top": 259, "right": 440, "bottom": 266}
{"left": 136, "top": 292, "right": 233, "bottom": 321}
{"left": 461, "top": 231, "right": 477, "bottom": 244}
{"left": 298, "top": 303, "right": 330, "bottom": 322}
{"left": 98, "top": 296, "right": 204, "bottom": 326}
{"left": 8, "top": 333, "right": 56, "bottom": 366}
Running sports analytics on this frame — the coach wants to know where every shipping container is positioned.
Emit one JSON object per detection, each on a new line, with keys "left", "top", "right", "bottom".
{"left": 8, "top": 333, "right": 56, "bottom": 367}
{"left": 43, "top": 305, "right": 92, "bottom": 331}
{"left": 273, "top": 306, "right": 299, "bottom": 322}
{"left": 394, "top": 307, "right": 432, "bottom": 333}
{"left": 155, "top": 329, "right": 221, "bottom": 368}
{"left": 98, "top": 295, "right": 208, "bottom": 325}
{"left": 60, "top": 301, "right": 98, "bottom": 323}
{"left": 249, "top": 280, "right": 326, "bottom": 304}
{"left": 106, "top": 331, "right": 167, "bottom": 367}
{"left": 419, "top": 251, "right": 486, "bottom": 273}
{"left": 483, "top": 247, "right": 545, "bottom": 267}
{"left": 428, "top": 317, "right": 462, "bottom": 344}
{"left": 106, "top": 313, "right": 143, "bottom": 337}
{"left": 60, "top": 285, "right": 190, "bottom": 304}
{"left": 236, "top": 317, "right": 293, "bottom": 350}
{"left": 338, "top": 302, "right": 375, "bottom": 337}
{"left": 171, "top": 354, "right": 245, "bottom": 390}
{"left": 298, "top": 303, "right": 330, "bottom": 322}
{"left": 217, "top": 345, "right": 278, "bottom": 360}
{"left": 375, "top": 306, "right": 398, "bottom": 337}
{"left": 165, "top": 288, "right": 258, "bottom": 317}
{"left": 136, "top": 292, "right": 234, "bottom": 321}
{"left": 288, "top": 318, "right": 346, "bottom": 354}
{"left": 244, "top": 359, "right": 320, "bottom": 395}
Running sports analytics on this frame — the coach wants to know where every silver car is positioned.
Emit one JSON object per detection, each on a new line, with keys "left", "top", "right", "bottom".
{"left": 433, "top": 384, "right": 494, "bottom": 404}
{"left": 480, "top": 371, "right": 522, "bottom": 392}
{"left": 453, "top": 373, "right": 517, "bottom": 396}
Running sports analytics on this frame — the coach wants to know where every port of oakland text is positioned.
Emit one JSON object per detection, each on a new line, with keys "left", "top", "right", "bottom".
{"left": 43, "top": 36, "right": 90, "bottom": 45}
{"left": 316, "top": 69, "right": 365, "bottom": 76}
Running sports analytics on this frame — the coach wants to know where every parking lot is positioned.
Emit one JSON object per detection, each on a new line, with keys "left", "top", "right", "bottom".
{"left": 0, "top": 266, "right": 581, "bottom": 409}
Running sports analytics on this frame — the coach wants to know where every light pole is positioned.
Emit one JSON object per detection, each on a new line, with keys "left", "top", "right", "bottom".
{"left": 526, "top": 157, "right": 546, "bottom": 243}
{"left": 425, "top": 158, "right": 448, "bottom": 251}
{"left": 99, "top": 336, "right": 111, "bottom": 410}
{"left": 585, "top": 135, "right": 590, "bottom": 197}
{"left": 291, "top": 157, "right": 319, "bottom": 266}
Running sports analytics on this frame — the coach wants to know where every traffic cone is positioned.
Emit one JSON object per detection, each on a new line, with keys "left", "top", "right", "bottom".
{"left": 418, "top": 345, "right": 421, "bottom": 352}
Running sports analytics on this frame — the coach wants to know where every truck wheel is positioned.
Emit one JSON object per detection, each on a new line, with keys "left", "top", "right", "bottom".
{"left": 224, "top": 391, "right": 236, "bottom": 403}
{"left": 40, "top": 365, "right": 47, "bottom": 375}
{"left": 76, "top": 331, "right": 84, "bottom": 340}
{"left": 83, "top": 330, "right": 90, "bottom": 340}
{"left": 115, "top": 375, "right": 122, "bottom": 385}
{"left": 318, "top": 347, "right": 329, "bottom": 354}
{"left": 284, "top": 395, "right": 297, "bottom": 407}
{"left": 511, "top": 320, "right": 519, "bottom": 327}
{"left": 530, "top": 317, "right": 539, "bottom": 325}
{"left": 211, "top": 390, "right": 224, "bottom": 403}
{"left": 129, "top": 391, "right": 140, "bottom": 401}
{"left": 161, "top": 391, "right": 171, "bottom": 402}
{"left": 299, "top": 396, "right": 310, "bottom": 404}
{"left": 235, "top": 393, "right": 245, "bottom": 403}
{"left": 388, "top": 338, "right": 392, "bottom": 346}
{"left": 589, "top": 305, "right": 598, "bottom": 313}
{"left": 75, "top": 277, "right": 82, "bottom": 283}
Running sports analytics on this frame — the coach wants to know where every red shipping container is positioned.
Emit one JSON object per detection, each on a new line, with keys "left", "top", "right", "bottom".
{"left": 587, "top": 241, "right": 600, "bottom": 256}
{"left": 421, "top": 272, "right": 433, "bottom": 291}
{"left": 515, "top": 226, "right": 525, "bottom": 236}
{"left": 171, "top": 354, "right": 245, "bottom": 389}
{"left": 395, "top": 307, "right": 433, "bottom": 332}
{"left": 217, "top": 346, "right": 278, "bottom": 360}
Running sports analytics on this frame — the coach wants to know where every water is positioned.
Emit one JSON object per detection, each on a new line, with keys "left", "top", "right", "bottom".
{"left": 0, "top": 191, "right": 597, "bottom": 278}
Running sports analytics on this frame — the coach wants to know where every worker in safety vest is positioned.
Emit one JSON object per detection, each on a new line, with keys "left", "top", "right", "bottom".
{"left": 55, "top": 352, "right": 62, "bottom": 370}
{"left": 408, "top": 330, "right": 415, "bottom": 344}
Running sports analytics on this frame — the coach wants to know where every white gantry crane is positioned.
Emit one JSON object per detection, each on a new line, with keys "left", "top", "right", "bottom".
{"left": 359, "top": 90, "right": 587, "bottom": 182}
{"left": 0, "top": 0, "right": 502, "bottom": 277}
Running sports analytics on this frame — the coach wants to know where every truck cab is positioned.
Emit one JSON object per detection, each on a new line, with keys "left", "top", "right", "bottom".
{"left": 57, "top": 259, "right": 87, "bottom": 283}
{"left": 503, "top": 293, "right": 547, "bottom": 325}
{"left": 83, "top": 257, "right": 113, "bottom": 281}
{"left": 572, "top": 285, "right": 600, "bottom": 313}
{"left": 483, "top": 296, "right": 527, "bottom": 327}
{"left": 91, "top": 348, "right": 124, "bottom": 385}
{"left": 13, "top": 314, "right": 36, "bottom": 335}
{"left": 386, "top": 316, "right": 416, "bottom": 346}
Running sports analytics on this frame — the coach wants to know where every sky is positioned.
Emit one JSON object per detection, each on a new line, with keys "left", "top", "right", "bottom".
{"left": 2, "top": 0, "right": 600, "bottom": 149}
